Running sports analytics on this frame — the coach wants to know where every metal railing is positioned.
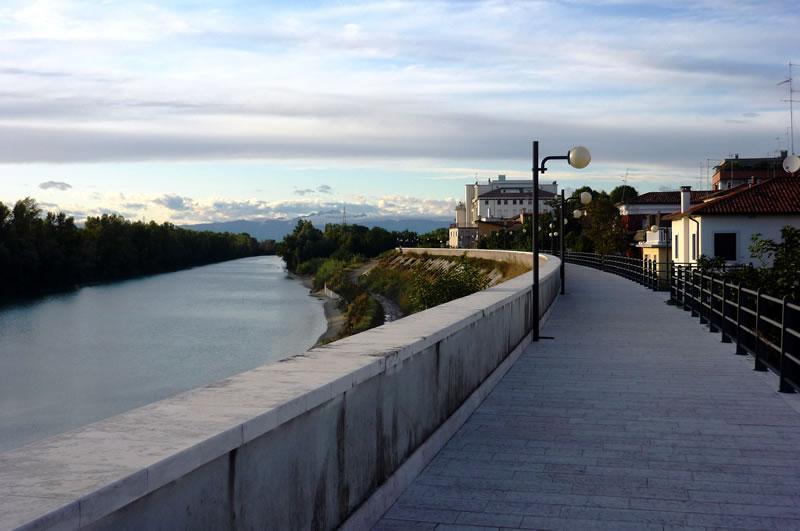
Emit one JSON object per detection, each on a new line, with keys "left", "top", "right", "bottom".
{"left": 641, "top": 227, "right": 671, "bottom": 246}
{"left": 670, "top": 265, "right": 800, "bottom": 393}
{"left": 563, "top": 251, "right": 671, "bottom": 291}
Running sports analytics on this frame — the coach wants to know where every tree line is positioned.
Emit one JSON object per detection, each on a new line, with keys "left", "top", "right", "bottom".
{"left": 0, "top": 198, "right": 269, "bottom": 303}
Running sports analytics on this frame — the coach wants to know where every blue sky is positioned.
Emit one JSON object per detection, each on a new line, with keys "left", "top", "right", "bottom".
{"left": 1, "top": 0, "right": 797, "bottom": 223}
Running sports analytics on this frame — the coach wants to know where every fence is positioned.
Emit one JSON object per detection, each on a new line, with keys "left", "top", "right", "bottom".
{"left": 670, "top": 265, "right": 800, "bottom": 393}
{"left": 561, "top": 251, "right": 799, "bottom": 393}
{"left": 563, "top": 251, "right": 668, "bottom": 291}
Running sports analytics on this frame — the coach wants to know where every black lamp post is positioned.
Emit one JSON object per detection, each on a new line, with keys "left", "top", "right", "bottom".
{"left": 532, "top": 141, "right": 590, "bottom": 341}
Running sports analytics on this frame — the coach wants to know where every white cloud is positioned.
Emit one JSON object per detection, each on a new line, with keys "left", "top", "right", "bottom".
{"left": 0, "top": 0, "right": 795, "bottom": 190}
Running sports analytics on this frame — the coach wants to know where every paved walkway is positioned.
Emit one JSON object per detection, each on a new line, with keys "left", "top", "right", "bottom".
{"left": 374, "top": 264, "right": 800, "bottom": 530}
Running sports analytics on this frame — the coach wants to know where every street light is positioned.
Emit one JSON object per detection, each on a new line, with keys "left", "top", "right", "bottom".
{"left": 532, "top": 142, "right": 591, "bottom": 341}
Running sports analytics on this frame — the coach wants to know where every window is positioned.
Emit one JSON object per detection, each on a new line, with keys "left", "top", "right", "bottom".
{"left": 714, "top": 233, "right": 737, "bottom": 261}
{"left": 675, "top": 235, "right": 679, "bottom": 259}
{"left": 691, "top": 234, "right": 697, "bottom": 260}
{"left": 484, "top": 200, "right": 488, "bottom": 205}
{"left": 504, "top": 200, "right": 508, "bottom": 205}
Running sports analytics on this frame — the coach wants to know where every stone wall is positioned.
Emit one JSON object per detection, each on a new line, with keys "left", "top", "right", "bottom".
{"left": 1, "top": 251, "right": 560, "bottom": 531}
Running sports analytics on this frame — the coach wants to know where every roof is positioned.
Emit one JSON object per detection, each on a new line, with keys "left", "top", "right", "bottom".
{"left": 478, "top": 187, "right": 555, "bottom": 199}
{"left": 664, "top": 177, "right": 800, "bottom": 220}
{"left": 621, "top": 190, "right": 715, "bottom": 206}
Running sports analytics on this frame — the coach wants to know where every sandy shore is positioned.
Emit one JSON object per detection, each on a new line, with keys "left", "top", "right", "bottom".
{"left": 288, "top": 272, "right": 345, "bottom": 346}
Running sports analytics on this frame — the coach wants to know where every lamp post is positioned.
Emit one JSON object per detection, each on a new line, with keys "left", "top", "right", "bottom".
{"left": 559, "top": 189, "right": 565, "bottom": 294}
{"left": 532, "top": 142, "right": 590, "bottom": 341}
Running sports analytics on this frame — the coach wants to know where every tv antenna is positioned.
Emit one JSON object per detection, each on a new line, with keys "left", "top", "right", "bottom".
{"left": 778, "top": 61, "right": 798, "bottom": 154}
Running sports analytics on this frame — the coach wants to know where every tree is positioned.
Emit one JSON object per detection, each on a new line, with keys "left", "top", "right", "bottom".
{"left": 609, "top": 185, "right": 638, "bottom": 205}
{"left": 583, "top": 196, "right": 624, "bottom": 255}
{"left": 0, "top": 198, "right": 264, "bottom": 302}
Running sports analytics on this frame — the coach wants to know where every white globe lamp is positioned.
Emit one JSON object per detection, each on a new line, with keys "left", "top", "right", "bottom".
{"left": 568, "top": 146, "right": 592, "bottom": 169}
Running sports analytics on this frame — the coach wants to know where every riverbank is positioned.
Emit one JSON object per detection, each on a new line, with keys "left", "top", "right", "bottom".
{"left": 289, "top": 272, "right": 346, "bottom": 346}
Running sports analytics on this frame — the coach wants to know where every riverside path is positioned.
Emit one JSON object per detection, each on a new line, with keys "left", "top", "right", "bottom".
{"left": 374, "top": 263, "right": 800, "bottom": 530}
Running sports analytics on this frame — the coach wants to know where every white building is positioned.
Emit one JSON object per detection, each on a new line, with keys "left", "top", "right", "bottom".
{"left": 464, "top": 175, "right": 557, "bottom": 226}
{"left": 476, "top": 186, "right": 556, "bottom": 220}
{"left": 665, "top": 179, "right": 800, "bottom": 265}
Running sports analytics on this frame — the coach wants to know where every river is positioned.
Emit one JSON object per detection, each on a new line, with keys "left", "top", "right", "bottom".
{"left": 0, "top": 255, "right": 326, "bottom": 452}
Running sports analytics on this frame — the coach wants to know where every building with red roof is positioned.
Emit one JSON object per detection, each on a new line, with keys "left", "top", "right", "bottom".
{"left": 664, "top": 177, "right": 800, "bottom": 265}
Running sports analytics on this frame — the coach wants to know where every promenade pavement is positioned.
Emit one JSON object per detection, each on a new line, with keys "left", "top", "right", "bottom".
{"left": 374, "top": 264, "right": 800, "bottom": 530}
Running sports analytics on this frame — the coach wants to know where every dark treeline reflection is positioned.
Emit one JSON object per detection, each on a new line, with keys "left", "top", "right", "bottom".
{"left": 0, "top": 198, "right": 270, "bottom": 302}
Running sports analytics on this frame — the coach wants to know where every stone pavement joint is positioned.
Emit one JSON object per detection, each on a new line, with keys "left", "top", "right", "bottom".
{"left": 373, "top": 264, "right": 800, "bottom": 530}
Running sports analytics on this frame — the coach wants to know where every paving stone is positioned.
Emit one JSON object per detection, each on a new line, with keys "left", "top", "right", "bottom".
{"left": 374, "top": 265, "right": 800, "bottom": 530}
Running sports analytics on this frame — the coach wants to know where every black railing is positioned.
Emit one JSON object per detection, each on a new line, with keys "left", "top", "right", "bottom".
{"left": 670, "top": 265, "right": 800, "bottom": 393}
{"left": 563, "top": 251, "right": 671, "bottom": 291}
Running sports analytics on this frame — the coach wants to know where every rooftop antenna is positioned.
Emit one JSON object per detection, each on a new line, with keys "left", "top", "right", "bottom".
{"left": 778, "top": 61, "right": 798, "bottom": 154}
{"left": 342, "top": 203, "right": 347, "bottom": 226}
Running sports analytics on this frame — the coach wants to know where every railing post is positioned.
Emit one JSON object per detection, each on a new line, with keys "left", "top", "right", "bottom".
{"left": 779, "top": 296, "right": 794, "bottom": 393}
{"left": 708, "top": 274, "right": 719, "bottom": 333}
{"left": 691, "top": 269, "right": 700, "bottom": 318}
{"left": 682, "top": 266, "right": 690, "bottom": 311}
{"left": 734, "top": 283, "right": 746, "bottom": 355}
{"left": 754, "top": 288, "right": 767, "bottom": 372}
{"left": 720, "top": 278, "right": 731, "bottom": 343}
{"left": 699, "top": 273, "right": 709, "bottom": 324}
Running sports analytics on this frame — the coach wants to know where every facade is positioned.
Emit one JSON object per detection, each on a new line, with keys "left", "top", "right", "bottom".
{"left": 464, "top": 175, "right": 557, "bottom": 227}
{"left": 476, "top": 187, "right": 555, "bottom": 220}
{"left": 665, "top": 179, "right": 800, "bottom": 265}
{"left": 711, "top": 152, "right": 791, "bottom": 191}
{"left": 448, "top": 201, "right": 478, "bottom": 248}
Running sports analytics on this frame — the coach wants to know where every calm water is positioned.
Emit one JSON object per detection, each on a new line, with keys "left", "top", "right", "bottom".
{"left": 0, "top": 256, "right": 326, "bottom": 452}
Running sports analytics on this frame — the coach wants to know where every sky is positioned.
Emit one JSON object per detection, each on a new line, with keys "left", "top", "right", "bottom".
{"left": 1, "top": 0, "right": 798, "bottom": 223}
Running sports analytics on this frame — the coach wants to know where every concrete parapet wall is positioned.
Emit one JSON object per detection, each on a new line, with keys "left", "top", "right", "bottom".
{"left": 1, "top": 251, "right": 560, "bottom": 531}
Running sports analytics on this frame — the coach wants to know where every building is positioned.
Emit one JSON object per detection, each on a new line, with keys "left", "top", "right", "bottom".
{"left": 665, "top": 179, "right": 800, "bottom": 265}
{"left": 448, "top": 202, "right": 478, "bottom": 248}
{"left": 617, "top": 190, "right": 715, "bottom": 234}
{"left": 712, "top": 152, "right": 792, "bottom": 191}
{"left": 476, "top": 187, "right": 556, "bottom": 220}
{"left": 464, "top": 175, "right": 557, "bottom": 227}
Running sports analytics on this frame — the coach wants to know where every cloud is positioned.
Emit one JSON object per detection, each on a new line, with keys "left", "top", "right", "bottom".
{"left": 38, "top": 180, "right": 72, "bottom": 191}
{"left": 152, "top": 194, "right": 193, "bottom": 211}
{"left": 0, "top": 0, "right": 796, "bottom": 188}
{"left": 317, "top": 184, "right": 333, "bottom": 194}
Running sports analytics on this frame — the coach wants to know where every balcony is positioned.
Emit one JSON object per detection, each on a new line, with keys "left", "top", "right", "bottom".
{"left": 638, "top": 227, "right": 671, "bottom": 247}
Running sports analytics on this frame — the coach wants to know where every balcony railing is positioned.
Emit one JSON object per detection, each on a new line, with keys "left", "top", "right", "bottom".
{"left": 639, "top": 227, "right": 671, "bottom": 247}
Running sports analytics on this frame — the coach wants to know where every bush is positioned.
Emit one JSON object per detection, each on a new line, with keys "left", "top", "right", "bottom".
{"left": 343, "top": 292, "right": 384, "bottom": 335}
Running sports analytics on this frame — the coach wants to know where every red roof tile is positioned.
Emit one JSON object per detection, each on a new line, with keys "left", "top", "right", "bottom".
{"left": 664, "top": 177, "right": 800, "bottom": 219}
{"left": 621, "top": 190, "right": 715, "bottom": 205}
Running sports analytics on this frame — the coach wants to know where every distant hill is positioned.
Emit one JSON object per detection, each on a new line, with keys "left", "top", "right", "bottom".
{"left": 183, "top": 217, "right": 451, "bottom": 241}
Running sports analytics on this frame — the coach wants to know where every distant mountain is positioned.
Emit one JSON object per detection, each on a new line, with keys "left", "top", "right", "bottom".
{"left": 183, "top": 217, "right": 451, "bottom": 241}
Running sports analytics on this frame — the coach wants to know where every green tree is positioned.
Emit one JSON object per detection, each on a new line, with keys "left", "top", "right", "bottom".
{"left": 609, "top": 185, "right": 638, "bottom": 204}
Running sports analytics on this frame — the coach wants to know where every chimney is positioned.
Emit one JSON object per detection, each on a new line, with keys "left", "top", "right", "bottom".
{"left": 749, "top": 176, "right": 756, "bottom": 187}
{"left": 680, "top": 186, "right": 692, "bottom": 213}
